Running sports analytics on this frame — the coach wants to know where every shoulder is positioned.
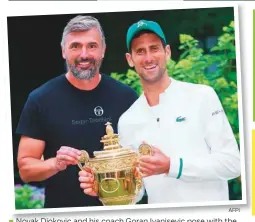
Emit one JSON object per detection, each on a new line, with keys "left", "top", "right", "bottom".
{"left": 118, "top": 94, "right": 145, "bottom": 125}
{"left": 174, "top": 78, "right": 213, "bottom": 93}
{"left": 172, "top": 78, "right": 216, "bottom": 99}
{"left": 28, "top": 74, "right": 66, "bottom": 102}
{"left": 102, "top": 74, "right": 138, "bottom": 97}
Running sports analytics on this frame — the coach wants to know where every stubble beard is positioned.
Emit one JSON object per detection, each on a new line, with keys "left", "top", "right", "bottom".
{"left": 139, "top": 65, "right": 166, "bottom": 84}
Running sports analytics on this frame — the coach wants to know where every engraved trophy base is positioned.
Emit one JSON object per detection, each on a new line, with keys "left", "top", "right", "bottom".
{"left": 100, "top": 195, "right": 136, "bottom": 205}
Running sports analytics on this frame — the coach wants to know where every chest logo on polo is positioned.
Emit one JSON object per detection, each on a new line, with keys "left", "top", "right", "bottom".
{"left": 94, "top": 106, "right": 104, "bottom": 116}
{"left": 176, "top": 116, "right": 186, "bottom": 122}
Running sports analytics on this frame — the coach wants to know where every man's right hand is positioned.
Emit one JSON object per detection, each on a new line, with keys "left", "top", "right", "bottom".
{"left": 54, "top": 146, "right": 82, "bottom": 171}
{"left": 79, "top": 168, "right": 97, "bottom": 196}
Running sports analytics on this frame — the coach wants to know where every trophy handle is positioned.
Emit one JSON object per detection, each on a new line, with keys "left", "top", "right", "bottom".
{"left": 77, "top": 150, "right": 99, "bottom": 194}
{"left": 138, "top": 143, "right": 152, "bottom": 156}
{"left": 135, "top": 143, "right": 152, "bottom": 191}
{"left": 92, "top": 178, "right": 99, "bottom": 194}
{"left": 134, "top": 156, "right": 142, "bottom": 192}
{"left": 135, "top": 173, "right": 143, "bottom": 192}
{"left": 77, "top": 150, "right": 90, "bottom": 171}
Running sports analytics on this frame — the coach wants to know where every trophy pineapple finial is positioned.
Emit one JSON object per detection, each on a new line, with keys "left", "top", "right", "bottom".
{"left": 105, "top": 122, "right": 114, "bottom": 136}
{"left": 100, "top": 122, "right": 120, "bottom": 150}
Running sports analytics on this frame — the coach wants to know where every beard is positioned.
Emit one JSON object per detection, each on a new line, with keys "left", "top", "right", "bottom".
{"left": 66, "top": 57, "right": 103, "bottom": 80}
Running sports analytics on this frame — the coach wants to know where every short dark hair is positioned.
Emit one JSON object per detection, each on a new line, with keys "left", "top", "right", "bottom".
{"left": 129, "top": 30, "right": 167, "bottom": 53}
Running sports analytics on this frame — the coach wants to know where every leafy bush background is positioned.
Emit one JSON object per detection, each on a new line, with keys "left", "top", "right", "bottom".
{"left": 111, "top": 21, "right": 241, "bottom": 200}
{"left": 15, "top": 184, "right": 44, "bottom": 209}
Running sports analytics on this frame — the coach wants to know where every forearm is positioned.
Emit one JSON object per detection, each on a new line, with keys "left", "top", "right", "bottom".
{"left": 18, "top": 157, "right": 59, "bottom": 182}
{"left": 168, "top": 150, "right": 241, "bottom": 182}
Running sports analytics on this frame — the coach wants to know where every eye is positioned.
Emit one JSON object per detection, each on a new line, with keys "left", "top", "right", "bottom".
{"left": 136, "top": 48, "right": 145, "bottom": 55}
{"left": 70, "top": 42, "right": 79, "bottom": 49}
{"left": 151, "top": 46, "right": 159, "bottom": 51}
{"left": 88, "top": 43, "right": 98, "bottom": 49}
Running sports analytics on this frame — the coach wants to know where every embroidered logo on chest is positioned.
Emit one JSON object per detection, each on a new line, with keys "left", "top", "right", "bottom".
{"left": 94, "top": 106, "right": 104, "bottom": 116}
{"left": 176, "top": 116, "right": 186, "bottom": 122}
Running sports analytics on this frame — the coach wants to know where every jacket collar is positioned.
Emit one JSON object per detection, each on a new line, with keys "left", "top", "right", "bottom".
{"left": 140, "top": 77, "right": 176, "bottom": 109}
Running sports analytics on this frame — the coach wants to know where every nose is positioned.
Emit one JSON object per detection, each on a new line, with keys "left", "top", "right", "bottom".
{"left": 80, "top": 47, "right": 88, "bottom": 59}
{"left": 144, "top": 52, "right": 154, "bottom": 64}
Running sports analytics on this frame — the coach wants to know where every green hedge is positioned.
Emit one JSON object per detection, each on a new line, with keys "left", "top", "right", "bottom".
{"left": 15, "top": 184, "right": 44, "bottom": 209}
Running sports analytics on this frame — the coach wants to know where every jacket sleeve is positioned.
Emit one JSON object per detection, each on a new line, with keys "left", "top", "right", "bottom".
{"left": 118, "top": 116, "right": 132, "bottom": 149}
{"left": 117, "top": 115, "right": 141, "bottom": 150}
{"left": 167, "top": 87, "right": 241, "bottom": 182}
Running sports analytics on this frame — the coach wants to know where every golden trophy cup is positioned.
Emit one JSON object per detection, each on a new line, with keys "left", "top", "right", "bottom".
{"left": 77, "top": 122, "right": 152, "bottom": 206}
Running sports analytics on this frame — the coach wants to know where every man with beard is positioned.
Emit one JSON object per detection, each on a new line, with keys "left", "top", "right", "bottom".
{"left": 79, "top": 20, "right": 241, "bottom": 204}
{"left": 16, "top": 15, "right": 138, "bottom": 208}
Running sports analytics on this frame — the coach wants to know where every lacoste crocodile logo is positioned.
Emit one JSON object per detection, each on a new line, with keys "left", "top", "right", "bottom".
{"left": 176, "top": 116, "right": 186, "bottom": 122}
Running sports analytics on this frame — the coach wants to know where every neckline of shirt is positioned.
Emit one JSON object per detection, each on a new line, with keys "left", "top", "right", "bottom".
{"left": 141, "top": 77, "right": 176, "bottom": 107}
{"left": 63, "top": 73, "right": 104, "bottom": 93}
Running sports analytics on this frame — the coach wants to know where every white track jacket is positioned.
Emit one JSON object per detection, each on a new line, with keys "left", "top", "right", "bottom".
{"left": 118, "top": 78, "right": 241, "bottom": 204}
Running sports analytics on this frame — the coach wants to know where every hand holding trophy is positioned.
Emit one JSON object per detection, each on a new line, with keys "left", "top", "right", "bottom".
{"left": 78, "top": 122, "right": 151, "bottom": 205}
{"left": 79, "top": 167, "right": 97, "bottom": 197}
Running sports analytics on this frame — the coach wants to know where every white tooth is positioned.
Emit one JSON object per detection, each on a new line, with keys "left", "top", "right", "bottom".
{"left": 145, "top": 65, "right": 156, "bottom": 69}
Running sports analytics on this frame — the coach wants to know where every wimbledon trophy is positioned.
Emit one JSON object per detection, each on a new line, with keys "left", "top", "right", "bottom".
{"left": 77, "top": 122, "right": 152, "bottom": 206}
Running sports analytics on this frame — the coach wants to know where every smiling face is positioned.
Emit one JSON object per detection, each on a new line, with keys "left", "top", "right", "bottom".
{"left": 126, "top": 32, "right": 171, "bottom": 84}
{"left": 62, "top": 27, "right": 106, "bottom": 80}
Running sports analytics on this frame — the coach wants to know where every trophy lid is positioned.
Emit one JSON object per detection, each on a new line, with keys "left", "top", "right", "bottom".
{"left": 93, "top": 122, "right": 135, "bottom": 159}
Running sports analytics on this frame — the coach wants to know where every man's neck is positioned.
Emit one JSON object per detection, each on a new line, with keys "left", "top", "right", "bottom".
{"left": 143, "top": 74, "right": 171, "bottom": 106}
{"left": 66, "top": 72, "right": 101, "bottom": 91}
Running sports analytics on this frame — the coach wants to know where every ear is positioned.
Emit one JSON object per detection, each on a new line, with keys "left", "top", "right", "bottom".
{"left": 62, "top": 46, "right": 66, "bottom": 59}
{"left": 125, "top": 53, "right": 134, "bottom": 67}
{"left": 165, "top": 45, "right": 171, "bottom": 61}
{"left": 102, "top": 44, "right": 106, "bottom": 58}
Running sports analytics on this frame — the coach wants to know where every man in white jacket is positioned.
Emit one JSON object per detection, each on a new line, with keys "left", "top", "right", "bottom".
{"left": 79, "top": 20, "right": 241, "bottom": 204}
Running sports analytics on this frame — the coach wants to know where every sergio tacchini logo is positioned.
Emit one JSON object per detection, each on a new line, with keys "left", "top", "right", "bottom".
{"left": 94, "top": 106, "right": 104, "bottom": 116}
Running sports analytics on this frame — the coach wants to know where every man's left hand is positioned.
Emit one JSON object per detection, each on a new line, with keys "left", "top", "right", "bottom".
{"left": 138, "top": 147, "right": 170, "bottom": 177}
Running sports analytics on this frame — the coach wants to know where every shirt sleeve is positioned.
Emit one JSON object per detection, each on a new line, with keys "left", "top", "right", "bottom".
{"left": 16, "top": 94, "right": 46, "bottom": 141}
{"left": 167, "top": 87, "right": 241, "bottom": 182}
